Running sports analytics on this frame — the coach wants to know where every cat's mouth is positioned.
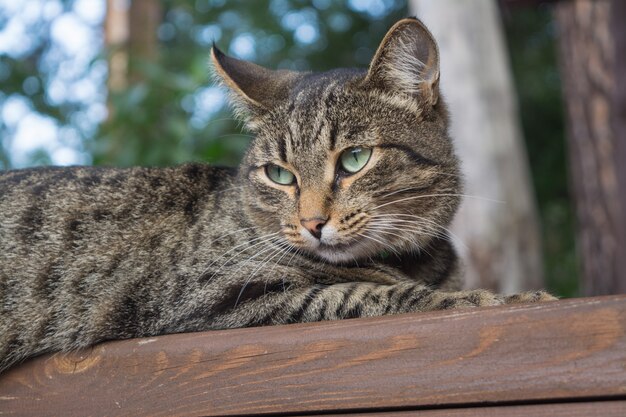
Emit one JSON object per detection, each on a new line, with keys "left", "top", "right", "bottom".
{"left": 296, "top": 222, "right": 383, "bottom": 263}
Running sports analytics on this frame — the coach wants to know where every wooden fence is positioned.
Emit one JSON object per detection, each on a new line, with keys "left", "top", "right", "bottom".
{"left": 1, "top": 295, "right": 625, "bottom": 416}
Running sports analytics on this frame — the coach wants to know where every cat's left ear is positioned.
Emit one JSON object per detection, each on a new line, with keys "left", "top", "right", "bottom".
{"left": 364, "top": 17, "right": 440, "bottom": 106}
{"left": 211, "top": 46, "right": 303, "bottom": 129}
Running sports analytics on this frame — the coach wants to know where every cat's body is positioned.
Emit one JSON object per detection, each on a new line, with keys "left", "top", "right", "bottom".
{"left": 0, "top": 18, "right": 554, "bottom": 372}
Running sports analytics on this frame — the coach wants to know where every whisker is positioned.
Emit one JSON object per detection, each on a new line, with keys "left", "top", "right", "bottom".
{"left": 375, "top": 187, "right": 428, "bottom": 200}
{"left": 197, "top": 232, "right": 281, "bottom": 285}
{"left": 367, "top": 223, "right": 442, "bottom": 245}
{"left": 190, "top": 223, "right": 255, "bottom": 252}
{"left": 280, "top": 245, "right": 303, "bottom": 292}
{"left": 222, "top": 236, "right": 284, "bottom": 275}
{"left": 266, "top": 241, "right": 297, "bottom": 281}
{"left": 235, "top": 240, "right": 293, "bottom": 306}
{"left": 227, "top": 238, "right": 287, "bottom": 285}
{"left": 369, "top": 218, "right": 447, "bottom": 238}
{"left": 366, "top": 226, "right": 436, "bottom": 259}
{"left": 367, "top": 226, "right": 418, "bottom": 242}
{"left": 350, "top": 253, "right": 360, "bottom": 268}
{"left": 367, "top": 225, "right": 444, "bottom": 252}
{"left": 372, "top": 193, "right": 504, "bottom": 211}
{"left": 234, "top": 248, "right": 283, "bottom": 307}
{"left": 421, "top": 168, "right": 464, "bottom": 178}
{"left": 357, "top": 232, "right": 401, "bottom": 257}
{"left": 370, "top": 215, "right": 445, "bottom": 230}
{"left": 370, "top": 213, "right": 468, "bottom": 251}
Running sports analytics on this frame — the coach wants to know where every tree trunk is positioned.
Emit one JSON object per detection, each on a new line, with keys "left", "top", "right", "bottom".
{"left": 409, "top": 0, "right": 544, "bottom": 293}
{"left": 105, "top": 0, "right": 130, "bottom": 94}
{"left": 102, "top": 0, "right": 162, "bottom": 163}
{"left": 105, "top": 0, "right": 161, "bottom": 92}
{"left": 554, "top": 0, "right": 626, "bottom": 296}
{"left": 128, "top": 0, "right": 162, "bottom": 83}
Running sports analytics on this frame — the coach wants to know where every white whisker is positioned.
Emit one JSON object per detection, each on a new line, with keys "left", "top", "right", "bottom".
{"left": 357, "top": 232, "right": 400, "bottom": 257}
{"left": 235, "top": 240, "right": 293, "bottom": 306}
{"left": 369, "top": 213, "right": 467, "bottom": 251}
{"left": 369, "top": 218, "right": 447, "bottom": 239}
{"left": 372, "top": 193, "right": 504, "bottom": 211}
{"left": 197, "top": 232, "right": 281, "bottom": 285}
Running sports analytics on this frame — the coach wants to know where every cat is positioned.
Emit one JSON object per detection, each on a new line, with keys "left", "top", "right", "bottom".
{"left": 0, "top": 17, "right": 555, "bottom": 373}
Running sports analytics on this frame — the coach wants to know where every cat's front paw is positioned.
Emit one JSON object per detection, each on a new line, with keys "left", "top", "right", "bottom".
{"left": 458, "top": 289, "right": 505, "bottom": 307}
{"left": 504, "top": 290, "right": 558, "bottom": 304}
{"left": 430, "top": 289, "right": 505, "bottom": 310}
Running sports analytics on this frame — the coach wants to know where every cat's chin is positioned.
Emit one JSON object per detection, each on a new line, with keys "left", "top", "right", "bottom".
{"left": 313, "top": 242, "right": 372, "bottom": 264}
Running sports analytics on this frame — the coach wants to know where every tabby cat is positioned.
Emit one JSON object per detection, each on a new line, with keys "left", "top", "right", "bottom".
{"left": 0, "top": 18, "right": 555, "bottom": 373}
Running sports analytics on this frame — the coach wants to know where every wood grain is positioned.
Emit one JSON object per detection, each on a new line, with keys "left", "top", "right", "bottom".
{"left": 1, "top": 296, "right": 625, "bottom": 416}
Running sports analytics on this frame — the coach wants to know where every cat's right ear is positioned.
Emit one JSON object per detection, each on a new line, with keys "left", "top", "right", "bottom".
{"left": 210, "top": 46, "right": 303, "bottom": 130}
{"left": 363, "top": 17, "right": 440, "bottom": 106}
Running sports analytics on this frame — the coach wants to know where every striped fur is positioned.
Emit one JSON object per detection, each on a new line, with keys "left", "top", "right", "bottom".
{"left": 0, "top": 18, "right": 554, "bottom": 373}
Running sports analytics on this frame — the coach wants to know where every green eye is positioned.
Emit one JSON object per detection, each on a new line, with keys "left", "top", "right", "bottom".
{"left": 266, "top": 164, "right": 295, "bottom": 185}
{"left": 339, "top": 147, "right": 372, "bottom": 174}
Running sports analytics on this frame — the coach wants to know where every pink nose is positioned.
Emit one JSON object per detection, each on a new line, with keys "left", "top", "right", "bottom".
{"left": 300, "top": 217, "right": 327, "bottom": 239}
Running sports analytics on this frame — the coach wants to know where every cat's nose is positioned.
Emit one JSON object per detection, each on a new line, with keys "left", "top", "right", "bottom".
{"left": 300, "top": 217, "right": 327, "bottom": 240}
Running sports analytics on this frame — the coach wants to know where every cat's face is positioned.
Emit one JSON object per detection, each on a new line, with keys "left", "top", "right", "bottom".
{"left": 213, "top": 18, "right": 461, "bottom": 263}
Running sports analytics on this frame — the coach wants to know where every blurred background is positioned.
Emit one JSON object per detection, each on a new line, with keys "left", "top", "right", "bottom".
{"left": 1, "top": 0, "right": 624, "bottom": 298}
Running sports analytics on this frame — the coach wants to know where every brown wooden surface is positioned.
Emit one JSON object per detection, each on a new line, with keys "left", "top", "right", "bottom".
{"left": 1, "top": 296, "right": 626, "bottom": 416}
{"left": 321, "top": 400, "right": 626, "bottom": 417}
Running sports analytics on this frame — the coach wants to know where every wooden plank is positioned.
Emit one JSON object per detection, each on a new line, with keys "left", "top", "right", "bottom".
{"left": 321, "top": 400, "right": 626, "bottom": 416}
{"left": 1, "top": 296, "right": 625, "bottom": 416}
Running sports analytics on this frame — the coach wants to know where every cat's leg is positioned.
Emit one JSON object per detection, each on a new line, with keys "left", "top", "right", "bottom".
{"left": 204, "top": 281, "right": 555, "bottom": 328}
{"left": 503, "top": 291, "right": 557, "bottom": 304}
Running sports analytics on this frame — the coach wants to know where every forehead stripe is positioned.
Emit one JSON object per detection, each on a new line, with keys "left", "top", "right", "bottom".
{"left": 324, "top": 92, "right": 338, "bottom": 150}
{"left": 328, "top": 120, "right": 338, "bottom": 151}
{"left": 311, "top": 119, "right": 325, "bottom": 147}
{"left": 278, "top": 135, "right": 287, "bottom": 162}
{"left": 378, "top": 143, "right": 439, "bottom": 166}
{"left": 286, "top": 122, "right": 297, "bottom": 154}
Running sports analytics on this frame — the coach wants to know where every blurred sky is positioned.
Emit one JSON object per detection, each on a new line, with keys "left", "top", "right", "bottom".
{"left": 0, "top": 0, "right": 106, "bottom": 166}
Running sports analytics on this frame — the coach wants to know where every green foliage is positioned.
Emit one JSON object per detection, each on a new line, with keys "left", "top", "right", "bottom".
{"left": 96, "top": 0, "right": 407, "bottom": 167}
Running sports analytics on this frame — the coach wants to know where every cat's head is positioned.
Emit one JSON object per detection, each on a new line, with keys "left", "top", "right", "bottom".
{"left": 211, "top": 17, "right": 461, "bottom": 263}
